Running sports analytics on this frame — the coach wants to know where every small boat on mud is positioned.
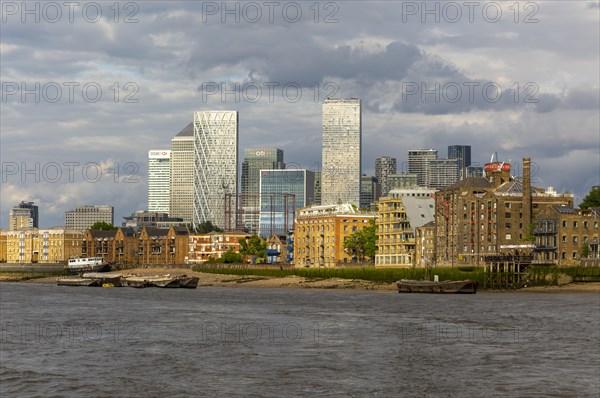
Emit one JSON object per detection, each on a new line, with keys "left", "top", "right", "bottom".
{"left": 66, "top": 257, "right": 111, "bottom": 275}
{"left": 396, "top": 279, "right": 478, "bottom": 294}
{"left": 121, "top": 274, "right": 195, "bottom": 288}
{"left": 178, "top": 275, "right": 200, "bottom": 288}
{"left": 57, "top": 276, "right": 100, "bottom": 287}
{"left": 82, "top": 272, "right": 123, "bottom": 287}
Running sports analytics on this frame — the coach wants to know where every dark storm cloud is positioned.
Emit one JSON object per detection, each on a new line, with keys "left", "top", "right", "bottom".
{"left": 1, "top": 1, "right": 598, "bottom": 227}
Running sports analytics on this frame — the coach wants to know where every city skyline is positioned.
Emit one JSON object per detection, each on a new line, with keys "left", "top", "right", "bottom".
{"left": 1, "top": 2, "right": 598, "bottom": 228}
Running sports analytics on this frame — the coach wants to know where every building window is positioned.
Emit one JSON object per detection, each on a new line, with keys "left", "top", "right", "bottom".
{"left": 561, "top": 252, "right": 567, "bottom": 259}
{"left": 562, "top": 221, "right": 567, "bottom": 227}
{"left": 505, "top": 212, "right": 511, "bottom": 218}
{"left": 584, "top": 221, "right": 589, "bottom": 228}
{"left": 505, "top": 233, "right": 512, "bottom": 240}
{"left": 573, "top": 252, "right": 577, "bottom": 259}
{"left": 573, "top": 236, "right": 578, "bottom": 243}
{"left": 505, "top": 203, "right": 511, "bottom": 209}
{"left": 562, "top": 236, "right": 566, "bottom": 243}
{"left": 573, "top": 221, "right": 578, "bottom": 228}
{"left": 505, "top": 223, "right": 511, "bottom": 229}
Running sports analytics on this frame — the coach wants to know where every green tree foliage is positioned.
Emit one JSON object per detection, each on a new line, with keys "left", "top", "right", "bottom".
{"left": 580, "top": 187, "right": 600, "bottom": 209}
{"left": 343, "top": 220, "right": 377, "bottom": 261}
{"left": 238, "top": 235, "right": 267, "bottom": 260}
{"left": 90, "top": 221, "right": 117, "bottom": 230}
{"left": 194, "top": 221, "right": 223, "bottom": 234}
{"left": 222, "top": 249, "right": 243, "bottom": 263}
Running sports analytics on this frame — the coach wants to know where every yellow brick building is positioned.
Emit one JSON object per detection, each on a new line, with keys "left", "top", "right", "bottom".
{"left": 294, "top": 204, "right": 376, "bottom": 267}
{"left": 6, "top": 228, "right": 83, "bottom": 263}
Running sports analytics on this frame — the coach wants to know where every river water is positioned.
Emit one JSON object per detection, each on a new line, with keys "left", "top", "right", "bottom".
{"left": 1, "top": 283, "right": 598, "bottom": 397}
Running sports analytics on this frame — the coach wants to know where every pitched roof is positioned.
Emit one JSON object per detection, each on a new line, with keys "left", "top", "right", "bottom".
{"left": 175, "top": 122, "right": 193, "bottom": 137}
{"left": 120, "top": 227, "right": 136, "bottom": 237}
{"left": 144, "top": 227, "right": 169, "bottom": 237}
{"left": 445, "top": 177, "right": 492, "bottom": 191}
{"left": 402, "top": 197, "right": 436, "bottom": 230}
{"left": 89, "top": 230, "right": 117, "bottom": 238}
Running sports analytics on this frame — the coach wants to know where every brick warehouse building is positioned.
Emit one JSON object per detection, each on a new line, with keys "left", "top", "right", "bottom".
{"left": 435, "top": 158, "right": 574, "bottom": 267}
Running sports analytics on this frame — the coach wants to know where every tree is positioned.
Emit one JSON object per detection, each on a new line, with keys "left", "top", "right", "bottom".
{"left": 90, "top": 221, "right": 117, "bottom": 231}
{"left": 343, "top": 220, "right": 377, "bottom": 261}
{"left": 580, "top": 187, "right": 600, "bottom": 209}
{"left": 238, "top": 235, "right": 266, "bottom": 262}
{"left": 194, "top": 221, "right": 223, "bottom": 234}
{"left": 221, "top": 249, "right": 243, "bottom": 264}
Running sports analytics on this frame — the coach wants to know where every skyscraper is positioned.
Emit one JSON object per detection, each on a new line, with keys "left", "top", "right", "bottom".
{"left": 259, "top": 169, "right": 315, "bottom": 237}
{"left": 321, "top": 98, "right": 361, "bottom": 206}
{"left": 360, "top": 175, "right": 378, "bottom": 209}
{"left": 408, "top": 149, "right": 437, "bottom": 187}
{"left": 148, "top": 150, "right": 171, "bottom": 213}
{"left": 170, "top": 122, "right": 195, "bottom": 224}
{"left": 448, "top": 145, "right": 472, "bottom": 179}
{"left": 241, "top": 148, "right": 285, "bottom": 232}
{"left": 193, "top": 111, "right": 238, "bottom": 229}
{"left": 375, "top": 156, "right": 397, "bottom": 197}
{"left": 9, "top": 201, "right": 38, "bottom": 230}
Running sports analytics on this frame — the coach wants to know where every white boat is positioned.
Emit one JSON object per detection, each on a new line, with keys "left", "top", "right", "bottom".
{"left": 66, "top": 257, "right": 111, "bottom": 274}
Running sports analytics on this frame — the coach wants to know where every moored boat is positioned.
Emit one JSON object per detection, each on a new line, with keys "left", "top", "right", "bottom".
{"left": 81, "top": 272, "right": 122, "bottom": 287}
{"left": 177, "top": 275, "right": 200, "bottom": 288}
{"left": 143, "top": 275, "right": 181, "bottom": 288}
{"left": 396, "top": 279, "right": 478, "bottom": 294}
{"left": 57, "top": 277, "right": 100, "bottom": 287}
{"left": 66, "top": 257, "right": 111, "bottom": 275}
{"left": 121, "top": 276, "right": 148, "bottom": 288}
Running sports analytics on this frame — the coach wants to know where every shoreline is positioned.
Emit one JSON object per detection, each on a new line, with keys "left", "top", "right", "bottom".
{"left": 2, "top": 267, "right": 599, "bottom": 292}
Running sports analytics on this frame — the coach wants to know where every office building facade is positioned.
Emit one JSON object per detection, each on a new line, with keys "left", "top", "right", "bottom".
{"left": 9, "top": 201, "right": 39, "bottom": 231}
{"left": 408, "top": 149, "right": 437, "bottom": 187}
{"left": 193, "top": 111, "right": 238, "bottom": 229}
{"left": 148, "top": 150, "right": 171, "bottom": 213}
{"left": 448, "top": 145, "right": 471, "bottom": 178}
{"left": 65, "top": 205, "right": 114, "bottom": 230}
{"left": 321, "top": 98, "right": 361, "bottom": 206}
{"left": 360, "top": 175, "right": 378, "bottom": 209}
{"left": 425, "top": 158, "right": 460, "bottom": 189}
{"left": 240, "top": 148, "right": 285, "bottom": 232}
{"left": 258, "top": 169, "right": 315, "bottom": 237}
{"left": 375, "top": 156, "right": 397, "bottom": 198}
{"left": 170, "top": 122, "right": 195, "bottom": 224}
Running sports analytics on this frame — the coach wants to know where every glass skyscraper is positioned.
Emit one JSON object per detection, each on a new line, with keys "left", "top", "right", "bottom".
{"left": 448, "top": 145, "right": 472, "bottom": 179}
{"left": 193, "top": 111, "right": 238, "bottom": 229}
{"left": 148, "top": 150, "right": 171, "bottom": 213}
{"left": 241, "top": 148, "right": 285, "bottom": 233}
{"left": 259, "top": 169, "right": 315, "bottom": 237}
{"left": 321, "top": 98, "right": 361, "bottom": 206}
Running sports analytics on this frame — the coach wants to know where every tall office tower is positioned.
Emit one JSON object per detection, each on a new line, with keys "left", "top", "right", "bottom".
{"left": 259, "top": 169, "right": 315, "bottom": 237}
{"left": 193, "top": 111, "right": 238, "bottom": 229}
{"left": 408, "top": 149, "right": 437, "bottom": 187}
{"left": 360, "top": 175, "right": 378, "bottom": 209}
{"left": 321, "top": 98, "right": 362, "bottom": 206}
{"left": 240, "top": 148, "right": 285, "bottom": 232}
{"left": 375, "top": 156, "right": 397, "bottom": 198}
{"left": 170, "top": 122, "right": 195, "bottom": 224}
{"left": 313, "top": 171, "right": 322, "bottom": 205}
{"left": 9, "top": 201, "right": 39, "bottom": 230}
{"left": 148, "top": 150, "right": 171, "bottom": 213}
{"left": 65, "top": 205, "right": 114, "bottom": 230}
{"left": 425, "top": 158, "right": 460, "bottom": 189}
{"left": 448, "top": 145, "right": 472, "bottom": 179}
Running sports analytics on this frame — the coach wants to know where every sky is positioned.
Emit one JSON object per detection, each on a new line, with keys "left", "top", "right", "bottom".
{"left": 1, "top": 0, "right": 599, "bottom": 228}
